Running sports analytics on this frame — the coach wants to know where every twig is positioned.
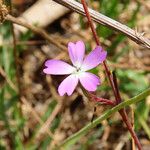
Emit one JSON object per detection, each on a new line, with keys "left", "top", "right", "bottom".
{"left": 9, "top": 0, "right": 22, "bottom": 100}
{"left": 5, "top": 14, "right": 67, "bottom": 51}
{"left": 52, "top": 0, "right": 150, "bottom": 49}
{"left": 36, "top": 102, "right": 62, "bottom": 138}
{"left": 35, "top": 76, "right": 63, "bottom": 145}
{"left": 115, "top": 133, "right": 129, "bottom": 150}
{"left": 0, "top": 66, "right": 18, "bottom": 91}
{"left": 21, "top": 97, "right": 53, "bottom": 137}
{"left": 0, "top": 40, "right": 47, "bottom": 46}
{"left": 11, "top": 18, "right": 21, "bottom": 95}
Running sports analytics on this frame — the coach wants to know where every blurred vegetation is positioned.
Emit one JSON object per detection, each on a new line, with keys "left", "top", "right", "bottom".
{"left": 0, "top": 0, "right": 149, "bottom": 149}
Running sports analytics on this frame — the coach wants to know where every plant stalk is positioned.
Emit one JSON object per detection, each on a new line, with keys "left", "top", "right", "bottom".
{"left": 112, "top": 71, "right": 142, "bottom": 149}
{"left": 81, "top": 0, "right": 142, "bottom": 149}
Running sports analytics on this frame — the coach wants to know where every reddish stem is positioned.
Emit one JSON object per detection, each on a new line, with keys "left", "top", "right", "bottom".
{"left": 81, "top": 0, "right": 142, "bottom": 149}
{"left": 81, "top": 0, "right": 118, "bottom": 101}
{"left": 90, "top": 94, "right": 115, "bottom": 106}
{"left": 119, "top": 109, "right": 142, "bottom": 149}
{"left": 112, "top": 72, "right": 142, "bottom": 149}
{"left": 81, "top": 0, "right": 100, "bottom": 46}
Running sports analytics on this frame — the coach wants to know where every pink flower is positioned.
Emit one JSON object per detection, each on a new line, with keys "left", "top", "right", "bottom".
{"left": 43, "top": 41, "right": 107, "bottom": 96}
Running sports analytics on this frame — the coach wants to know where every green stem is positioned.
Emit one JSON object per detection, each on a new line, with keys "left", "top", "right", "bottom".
{"left": 135, "top": 110, "right": 150, "bottom": 139}
{"left": 53, "top": 88, "right": 150, "bottom": 150}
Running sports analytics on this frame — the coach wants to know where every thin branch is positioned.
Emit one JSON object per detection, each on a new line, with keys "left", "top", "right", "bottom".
{"left": 0, "top": 66, "right": 18, "bottom": 91}
{"left": 11, "top": 19, "right": 21, "bottom": 95}
{"left": 0, "top": 40, "right": 47, "bottom": 46}
{"left": 36, "top": 102, "right": 62, "bottom": 138}
{"left": 81, "top": 0, "right": 118, "bottom": 105}
{"left": 80, "top": 0, "right": 142, "bottom": 149}
{"left": 35, "top": 75, "right": 64, "bottom": 145}
{"left": 9, "top": 0, "right": 22, "bottom": 100}
{"left": 5, "top": 14, "right": 67, "bottom": 51}
{"left": 52, "top": 0, "right": 150, "bottom": 49}
{"left": 21, "top": 97, "right": 53, "bottom": 138}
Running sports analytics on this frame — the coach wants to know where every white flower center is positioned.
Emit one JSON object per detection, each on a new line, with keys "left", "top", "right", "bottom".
{"left": 73, "top": 66, "right": 83, "bottom": 76}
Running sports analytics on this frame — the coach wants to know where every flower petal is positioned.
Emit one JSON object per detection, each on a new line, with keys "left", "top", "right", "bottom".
{"left": 43, "top": 60, "right": 75, "bottom": 75}
{"left": 81, "top": 46, "right": 107, "bottom": 71}
{"left": 79, "top": 72, "right": 100, "bottom": 91}
{"left": 68, "top": 41, "right": 85, "bottom": 67}
{"left": 58, "top": 74, "right": 78, "bottom": 96}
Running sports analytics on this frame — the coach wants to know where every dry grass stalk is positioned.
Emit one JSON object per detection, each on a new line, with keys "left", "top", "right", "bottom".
{"left": 53, "top": 0, "right": 150, "bottom": 49}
